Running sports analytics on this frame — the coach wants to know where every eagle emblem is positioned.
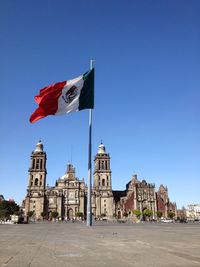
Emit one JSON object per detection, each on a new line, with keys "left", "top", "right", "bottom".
{"left": 62, "top": 85, "right": 78, "bottom": 104}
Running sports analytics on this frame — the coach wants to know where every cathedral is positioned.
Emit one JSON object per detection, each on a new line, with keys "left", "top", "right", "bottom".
{"left": 24, "top": 141, "right": 176, "bottom": 220}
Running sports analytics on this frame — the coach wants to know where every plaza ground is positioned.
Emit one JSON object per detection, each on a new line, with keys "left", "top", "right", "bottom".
{"left": 0, "top": 221, "right": 200, "bottom": 267}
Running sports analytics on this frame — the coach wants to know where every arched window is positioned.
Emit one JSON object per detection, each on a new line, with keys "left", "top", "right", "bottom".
{"left": 36, "top": 159, "right": 40, "bottom": 169}
{"left": 33, "top": 159, "right": 36, "bottom": 169}
{"left": 40, "top": 175, "right": 43, "bottom": 186}
{"left": 31, "top": 175, "right": 33, "bottom": 186}
{"left": 105, "top": 161, "right": 108, "bottom": 170}
{"left": 102, "top": 179, "right": 105, "bottom": 186}
{"left": 35, "top": 178, "right": 38, "bottom": 186}
{"left": 101, "top": 161, "right": 104, "bottom": 169}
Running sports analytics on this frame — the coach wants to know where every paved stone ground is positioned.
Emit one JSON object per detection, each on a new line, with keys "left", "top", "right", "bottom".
{"left": 0, "top": 221, "right": 200, "bottom": 267}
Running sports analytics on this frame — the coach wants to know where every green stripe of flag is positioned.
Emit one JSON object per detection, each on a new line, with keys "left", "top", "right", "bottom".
{"left": 79, "top": 68, "right": 94, "bottom": 110}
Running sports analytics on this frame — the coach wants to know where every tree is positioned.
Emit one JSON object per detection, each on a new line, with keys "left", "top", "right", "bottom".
{"left": 143, "top": 209, "right": 153, "bottom": 220}
{"left": 168, "top": 211, "right": 175, "bottom": 219}
{"left": 123, "top": 212, "right": 128, "bottom": 218}
{"left": 76, "top": 212, "right": 83, "bottom": 218}
{"left": 51, "top": 211, "right": 59, "bottom": 219}
{"left": 41, "top": 211, "right": 47, "bottom": 220}
{"left": 0, "top": 209, "right": 10, "bottom": 219}
{"left": 156, "top": 211, "right": 163, "bottom": 219}
{"left": 133, "top": 209, "right": 141, "bottom": 218}
{"left": 27, "top": 211, "right": 34, "bottom": 218}
{"left": 0, "top": 200, "right": 20, "bottom": 219}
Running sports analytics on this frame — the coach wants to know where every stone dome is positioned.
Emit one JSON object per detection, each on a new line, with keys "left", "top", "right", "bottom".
{"left": 34, "top": 140, "right": 43, "bottom": 152}
{"left": 98, "top": 142, "right": 106, "bottom": 154}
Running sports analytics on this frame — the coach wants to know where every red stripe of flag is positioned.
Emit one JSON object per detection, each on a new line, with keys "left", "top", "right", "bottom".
{"left": 30, "top": 81, "right": 67, "bottom": 123}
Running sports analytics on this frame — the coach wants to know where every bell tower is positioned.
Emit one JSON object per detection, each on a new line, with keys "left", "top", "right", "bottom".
{"left": 25, "top": 140, "right": 47, "bottom": 219}
{"left": 93, "top": 142, "right": 113, "bottom": 218}
{"left": 28, "top": 140, "right": 47, "bottom": 189}
{"left": 94, "top": 142, "right": 112, "bottom": 190}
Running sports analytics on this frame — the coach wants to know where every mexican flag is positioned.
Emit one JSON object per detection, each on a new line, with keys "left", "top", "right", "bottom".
{"left": 30, "top": 68, "right": 94, "bottom": 123}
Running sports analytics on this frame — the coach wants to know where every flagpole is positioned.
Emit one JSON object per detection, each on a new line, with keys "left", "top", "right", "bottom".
{"left": 87, "top": 59, "right": 94, "bottom": 226}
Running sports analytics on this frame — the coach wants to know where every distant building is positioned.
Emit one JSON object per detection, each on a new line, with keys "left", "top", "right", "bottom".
{"left": 24, "top": 141, "right": 86, "bottom": 220}
{"left": 176, "top": 208, "right": 187, "bottom": 220}
{"left": 24, "top": 141, "right": 176, "bottom": 220}
{"left": 156, "top": 185, "right": 177, "bottom": 218}
{"left": 113, "top": 175, "right": 157, "bottom": 219}
{"left": 186, "top": 204, "right": 200, "bottom": 220}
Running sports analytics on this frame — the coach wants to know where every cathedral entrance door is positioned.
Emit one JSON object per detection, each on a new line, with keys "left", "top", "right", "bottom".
{"left": 68, "top": 209, "right": 73, "bottom": 220}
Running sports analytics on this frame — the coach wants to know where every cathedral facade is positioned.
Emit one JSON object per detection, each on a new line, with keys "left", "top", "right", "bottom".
{"left": 24, "top": 141, "right": 176, "bottom": 220}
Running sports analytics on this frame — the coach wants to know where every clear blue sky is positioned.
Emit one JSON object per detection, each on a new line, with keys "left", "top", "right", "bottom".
{"left": 0, "top": 0, "right": 199, "bottom": 208}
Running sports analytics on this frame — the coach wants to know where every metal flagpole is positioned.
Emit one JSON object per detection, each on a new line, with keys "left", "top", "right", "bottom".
{"left": 87, "top": 59, "right": 94, "bottom": 226}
